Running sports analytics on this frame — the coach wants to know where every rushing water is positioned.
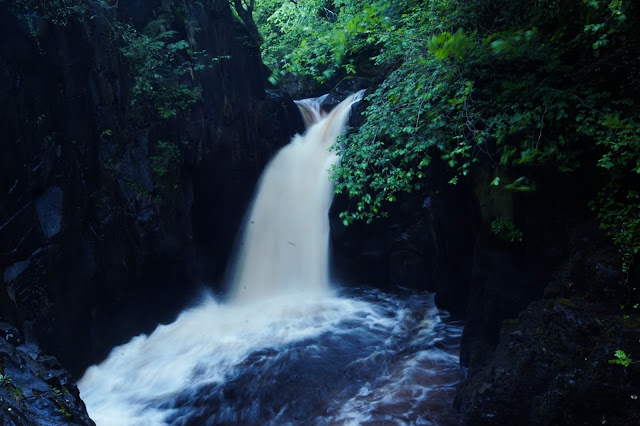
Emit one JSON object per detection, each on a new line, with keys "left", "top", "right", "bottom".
{"left": 79, "top": 289, "right": 464, "bottom": 425}
{"left": 228, "top": 92, "right": 363, "bottom": 304}
{"left": 78, "top": 93, "right": 465, "bottom": 425}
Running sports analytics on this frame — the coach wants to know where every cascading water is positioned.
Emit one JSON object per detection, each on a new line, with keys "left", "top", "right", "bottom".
{"left": 228, "top": 92, "right": 361, "bottom": 303}
{"left": 78, "top": 93, "right": 465, "bottom": 426}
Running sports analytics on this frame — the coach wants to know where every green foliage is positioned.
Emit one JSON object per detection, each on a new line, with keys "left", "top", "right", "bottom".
{"left": 5, "top": 0, "right": 95, "bottom": 27}
{"left": 592, "top": 188, "right": 640, "bottom": 277}
{"left": 0, "top": 374, "right": 11, "bottom": 387}
{"left": 429, "top": 30, "right": 474, "bottom": 60}
{"left": 609, "top": 349, "right": 635, "bottom": 367}
{"left": 587, "top": 111, "right": 640, "bottom": 279}
{"left": 3, "top": 0, "right": 109, "bottom": 52}
{"left": 57, "top": 406, "right": 72, "bottom": 418}
{"left": 255, "top": 0, "right": 388, "bottom": 86}
{"left": 4, "top": 1, "right": 224, "bottom": 204}
{"left": 504, "top": 177, "right": 536, "bottom": 192}
{"left": 150, "top": 141, "right": 181, "bottom": 181}
{"left": 256, "top": 0, "right": 640, "bottom": 274}
{"left": 118, "top": 23, "right": 200, "bottom": 119}
{"left": 5, "top": 1, "right": 224, "bottom": 121}
{"left": 116, "top": 14, "right": 230, "bottom": 120}
{"left": 491, "top": 217, "right": 524, "bottom": 244}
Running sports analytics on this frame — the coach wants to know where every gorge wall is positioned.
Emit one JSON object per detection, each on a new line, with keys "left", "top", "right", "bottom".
{"left": 0, "top": 0, "right": 302, "bottom": 376}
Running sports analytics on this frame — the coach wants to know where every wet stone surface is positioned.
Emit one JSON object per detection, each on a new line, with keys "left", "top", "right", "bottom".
{"left": 0, "top": 322, "right": 94, "bottom": 425}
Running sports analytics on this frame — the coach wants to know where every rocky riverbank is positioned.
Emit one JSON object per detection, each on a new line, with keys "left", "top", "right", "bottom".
{"left": 1, "top": 323, "right": 93, "bottom": 425}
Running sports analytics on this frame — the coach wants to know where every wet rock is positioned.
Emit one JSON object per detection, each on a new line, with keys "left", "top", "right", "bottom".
{"left": 320, "top": 77, "right": 373, "bottom": 111}
{"left": 0, "top": 323, "right": 94, "bottom": 425}
{"left": 455, "top": 298, "right": 640, "bottom": 425}
{"left": 455, "top": 229, "right": 639, "bottom": 425}
{"left": 3, "top": 260, "right": 30, "bottom": 284}
{"left": 460, "top": 236, "right": 541, "bottom": 374}
{"left": 33, "top": 187, "right": 63, "bottom": 239}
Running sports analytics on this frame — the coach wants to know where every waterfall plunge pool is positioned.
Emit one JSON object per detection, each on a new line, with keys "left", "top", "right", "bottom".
{"left": 79, "top": 287, "right": 465, "bottom": 425}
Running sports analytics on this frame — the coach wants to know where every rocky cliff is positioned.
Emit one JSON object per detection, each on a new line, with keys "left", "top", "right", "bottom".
{"left": 0, "top": 0, "right": 302, "bottom": 379}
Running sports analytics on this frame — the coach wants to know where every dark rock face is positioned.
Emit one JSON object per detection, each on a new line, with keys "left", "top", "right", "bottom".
{"left": 330, "top": 176, "right": 475, "bottom": 319}
{"left": 455, "top": 229, "right": 640, "bottom": 425}
{"left": 0, "top": 0, "right": 301, "bottom": 376}
{"left": 456, "top": 298, "right": 640, "bottom": 425}
{"left": 456, "top": 166, "right": 604, "bottom": 375}
{"left": 0, "top": 323, "right": 94, "bottom": 425}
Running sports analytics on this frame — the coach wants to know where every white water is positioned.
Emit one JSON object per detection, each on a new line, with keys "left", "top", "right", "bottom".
{"left": 78, "top": 93, "right": 465, "bottom": 425}
{"left": 295, "top": 93, "right": 328, "bottom": 128}
{"left": 228, "top": 91, "right": 363, "bottom": 303}
{"left": 78, "top": 293, "right": 373, "bottom": 424}
{"left": 78, "top": 290, "right": 463, "bottom": 425}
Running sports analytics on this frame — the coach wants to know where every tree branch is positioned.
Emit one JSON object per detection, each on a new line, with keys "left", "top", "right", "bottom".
{"left": 231, "top": 0, "right": 262, "bottom": 44}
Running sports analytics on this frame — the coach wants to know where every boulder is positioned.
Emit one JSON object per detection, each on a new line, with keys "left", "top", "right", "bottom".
{"left": 0, "top": 322, "right": 94, "bottom": 425}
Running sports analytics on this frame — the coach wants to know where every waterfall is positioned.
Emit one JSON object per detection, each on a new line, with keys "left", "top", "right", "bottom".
{"left": 295, "top": 93, "right": 328, "bottom": 128}
{"left": 77, "top": 91, "right": 465, "bottom": 426}
{"left": 228, "top": 91, "right": 364, "bottom": 303}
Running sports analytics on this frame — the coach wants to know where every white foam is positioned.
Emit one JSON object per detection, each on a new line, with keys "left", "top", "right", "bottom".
{"left": 78, "top": 292, "right": 384, "bottom": 424}
{"left": 228, "top": 92, "right": 364, "bottom": 303}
